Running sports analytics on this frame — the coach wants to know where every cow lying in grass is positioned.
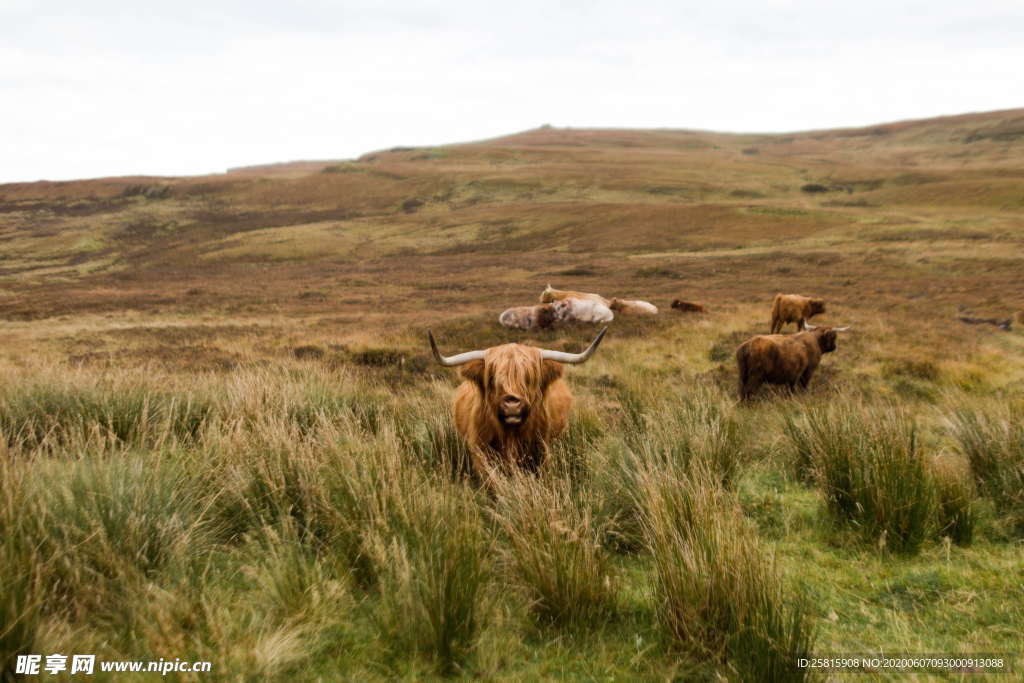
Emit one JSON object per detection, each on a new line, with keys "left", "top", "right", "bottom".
{"left": 539, "top": 284, "right": 610, "bottom": 307}
{"left": 609, "top": 298, "right": 658, "bottom": 315}
{"left": 499, "top": 298, "right": 613, "bottom": 330}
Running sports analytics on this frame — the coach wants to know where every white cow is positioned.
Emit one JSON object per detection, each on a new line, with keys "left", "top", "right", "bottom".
{"left": 553, "top": 297, "right": 614, "bottom": 324}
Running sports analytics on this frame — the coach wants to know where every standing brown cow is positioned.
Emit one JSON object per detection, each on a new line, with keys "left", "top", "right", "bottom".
{"left": 736, "top": 325, "right": 848, "bottom": 400}
{"left": 770, "top": 294, "right": 826, "bottom": 333}
{"left": 429, "top": 328, "right": 607, "bottom": 476}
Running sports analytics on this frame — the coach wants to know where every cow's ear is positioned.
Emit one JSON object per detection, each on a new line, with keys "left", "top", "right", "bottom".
{"left": 459, "top": 360, "right": 485, "bottom": 387}
{"left": 540, "top": 360, "right": 564, "bottom": 390}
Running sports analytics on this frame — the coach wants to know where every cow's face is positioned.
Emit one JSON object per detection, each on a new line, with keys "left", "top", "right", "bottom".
{"left": 460, "top": 344, "right": 563, "bottom": 429}
{"left": 818, "top": 329, "right": 838, "bottom": 353}
{"left": 536, "top": 304, "right": 557, "bottom": 329}
{"left": 551, "top": 299, "right": 572, "bottom": 322}
{"left": 809, "top": 299, "right": 826, "bottom": 316}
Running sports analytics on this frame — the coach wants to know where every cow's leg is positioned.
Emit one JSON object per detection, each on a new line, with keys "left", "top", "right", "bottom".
{"left": 740, "top": 375, "right": 761, "bottom": 401}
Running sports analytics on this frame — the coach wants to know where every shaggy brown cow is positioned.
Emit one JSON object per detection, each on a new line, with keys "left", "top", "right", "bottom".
{"left": 770, "top": 293, "right": 826, "bottom": 333}
{"left": 429, "top": 328, "right": 607, "bottom": 476}
{"left": 539, "top": 284, "right": 610, "bottom": 307}
{"left": 671, "top": 299, "right": 707, "bottom": 313}
{"left": 736, "top": 325, "right": 848, "bottom": 400}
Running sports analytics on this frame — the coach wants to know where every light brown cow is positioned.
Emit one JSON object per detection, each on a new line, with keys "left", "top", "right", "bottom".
{"left": 539, "top": 284, "right": 610, "bottom": 307}
{"left": 770, "top": 293, "right": 826, "bottom": 333}
{"left": 736, "top": 324, "right": 848, "bottom": 400}
{"left": 429, "top": 328, "right": 607, "bottom": 476}
{"left": 609, "top": 298, "right": 658, "bottom": 315}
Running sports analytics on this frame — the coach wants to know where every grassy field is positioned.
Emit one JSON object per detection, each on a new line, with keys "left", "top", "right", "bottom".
{"left": 2, "top": 109, "right": 1024, "bottom": 680}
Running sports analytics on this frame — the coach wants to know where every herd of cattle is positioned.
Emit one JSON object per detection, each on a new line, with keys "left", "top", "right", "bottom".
{"left": 498, "top": 284, "right": 710, "bottom": 330}
{"left": 429, "top": 287, "right": 848, "bottom": 477}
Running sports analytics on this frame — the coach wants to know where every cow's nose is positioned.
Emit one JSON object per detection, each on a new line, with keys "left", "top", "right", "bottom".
{"left": 501, "top": 395, "right": 524, "bottom": 410}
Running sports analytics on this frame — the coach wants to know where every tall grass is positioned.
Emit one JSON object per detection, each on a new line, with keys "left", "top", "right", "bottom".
{"left": 784, "top": 403, "right": 936, "bottom": 554}
{"left": 489, "top": 472, "right": 616, "bottom": 628}
{"left": 0, "top": 381, "right": 211, "bottom": 453}
{"left": 931, "top": 459, "right": 976, "bottom": 546}
{"left": 948, "top": 403, "right": 1024, "bottom": 532}
{"left": 635, "top": 460, "right": 815, "bottom": 680}
{"left": 368, "top": 483, "right": 492, "bottom": 676}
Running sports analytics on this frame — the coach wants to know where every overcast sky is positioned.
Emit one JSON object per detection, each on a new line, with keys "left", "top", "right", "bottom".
{"left": 2, "top": 1, "right": 1022, "bottom": 183}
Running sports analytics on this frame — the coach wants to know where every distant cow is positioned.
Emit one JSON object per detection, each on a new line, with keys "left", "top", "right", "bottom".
{"left": 736, "top": 324, "right": 848, "bottom": 400}
{"left": 671, "top": 299, "right": 707, "bottom": 313}
{"left": 539, "top": 284, "right": 610, "bottom": 307}
{"left": 770, "top": 294, "right": 826, "bottom": 333}
{"left": 429, "top": 328, "right": 607, "bottom": 476}
{"left": 552, "top": 297, "right": 614, "bottom": 324}
{"left": 610, "top": 298, "right": 658, "bottom": 315}
{"left": 499, "top": 304, "right": 558, "bottom": 330}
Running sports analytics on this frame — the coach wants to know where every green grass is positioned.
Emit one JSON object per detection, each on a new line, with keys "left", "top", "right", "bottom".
{"left": 0, "top": 345, "right": 1022, "bottom": 679}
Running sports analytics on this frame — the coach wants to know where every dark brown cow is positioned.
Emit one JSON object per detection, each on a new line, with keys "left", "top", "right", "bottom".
{"left": 671, "top": 299, "right": 708, "bottom": 313}
{"left": 429, "top": 328, "right": 606, "bottom": 476}
{"left": 770, "top": 293, "right": 826, "bottom": 333}
{"left": 736, "top": 325, "right": 848, "bottom": 400}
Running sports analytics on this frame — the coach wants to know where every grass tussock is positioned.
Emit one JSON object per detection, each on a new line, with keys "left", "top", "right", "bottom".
{"left": 489, "top": 472, "right": 616, "bottom": 628}
{"left": 368, "top": 484, "right": 492, "bottom": 676}
{"left": 636, "top": 461, "right": 815, "bottom": 680}
{"left": 784, "top": 403, "right": 935, "bottom": 554}
{"left": 948, "top": 402, "right": 1024, "bottom": 533}
{"left": 931, "top": 458, "right": 977, "bottom": 546}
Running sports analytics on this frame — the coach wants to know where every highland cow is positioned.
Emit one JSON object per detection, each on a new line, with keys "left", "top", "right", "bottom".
{"left": 736, "top": 324, "right": 848, "bottom": 400}
{"left": 429, "top": 328, "right": 607, "bottom": 476}
{"left": 671, "top": 299, "right": 707, "bottom": 313}
{"left": 539, "top": 283, "right": 610, "bottom": 307}
{"left": 770, "top": 293, "right": 826, "bottom": 333}
{"left": 552, "top": 297, "right": 614, "bottom": 325}
{"left": 609, "top": 298, "right": 658, "bottom": 315}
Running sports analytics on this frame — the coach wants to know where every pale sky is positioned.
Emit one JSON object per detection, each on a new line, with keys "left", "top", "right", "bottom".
{"left": 2, "top": 1, "right": 1022, "bottom": 183}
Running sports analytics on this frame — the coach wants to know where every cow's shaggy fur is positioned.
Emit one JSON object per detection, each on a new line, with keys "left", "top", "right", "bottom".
{"left": 736, "top": 328, "right": 839, "bottom": 400}
{"left": 770, "top": 294, "right": 826, "bottom": 333}
{"left": 452, "top": 344, "right": 572, "bottom": 474}
{"left": 609, "top": 298, "right": 658, "bottom": 315}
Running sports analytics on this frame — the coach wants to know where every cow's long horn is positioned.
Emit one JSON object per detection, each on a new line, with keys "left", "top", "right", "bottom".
{"left": 540, "top": 327, "right": 607, "bottom": 364}
{"left": 801, "top": 321, "right": 818, "bottom": 330}
{"left": 834, "top": 326, "right": 851, "bottom": 332}
{"left": 428, "top": 331, "right": 486, "bottom": 366}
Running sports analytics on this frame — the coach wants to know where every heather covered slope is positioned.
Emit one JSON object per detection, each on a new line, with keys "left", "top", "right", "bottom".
{"left": 1, "top": 108, "right": 1022, "bottom": 327}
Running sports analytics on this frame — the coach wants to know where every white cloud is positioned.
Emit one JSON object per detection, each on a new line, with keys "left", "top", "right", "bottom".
{"left": 1, "top": 1, "right": 1022, "bottom": 182}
